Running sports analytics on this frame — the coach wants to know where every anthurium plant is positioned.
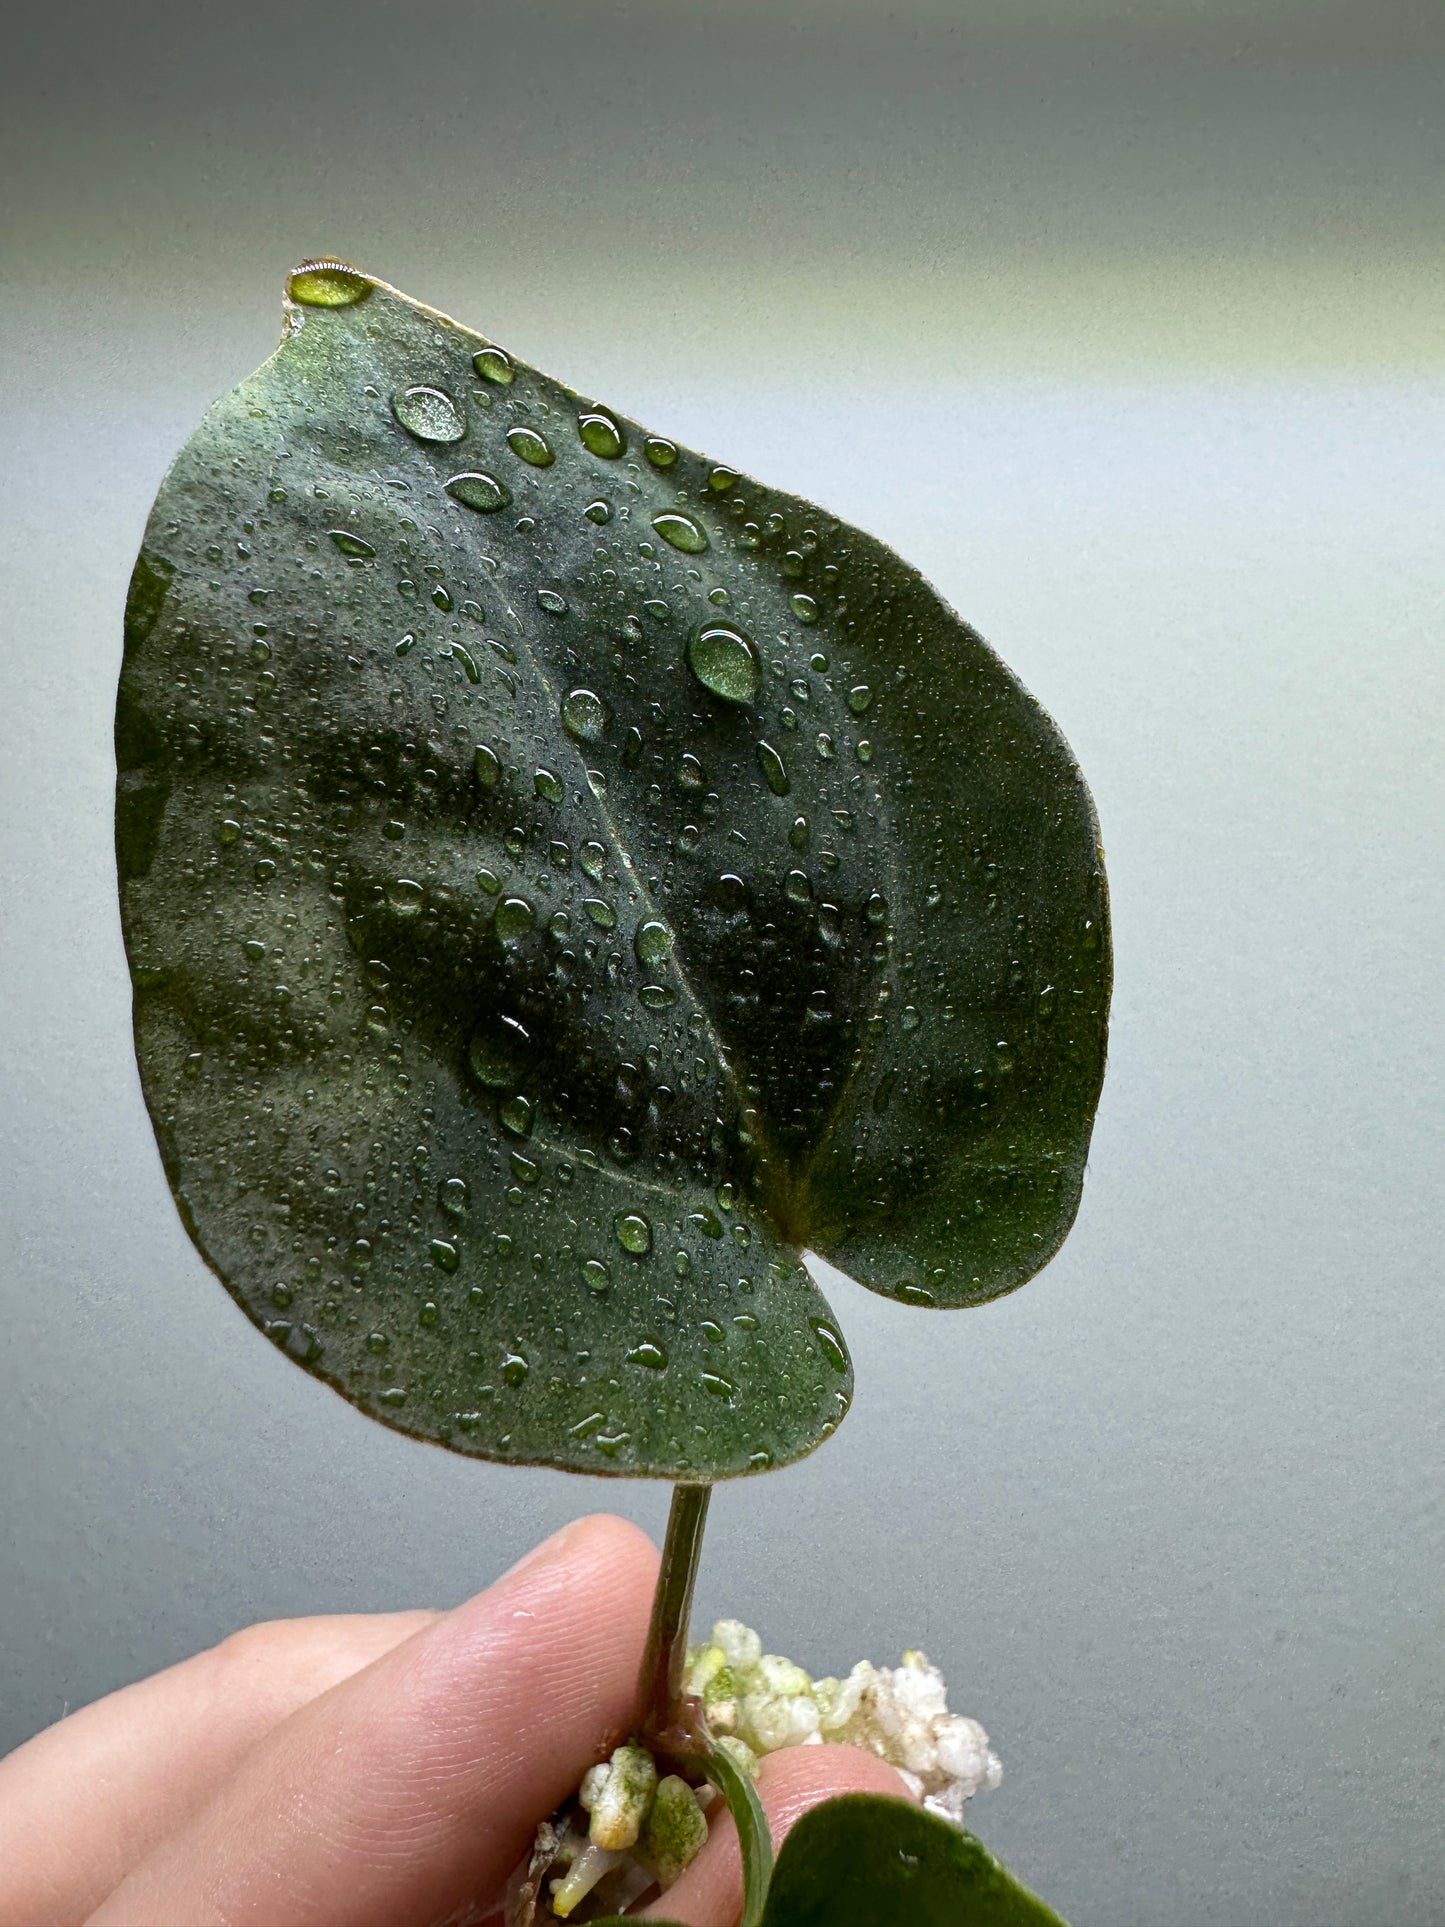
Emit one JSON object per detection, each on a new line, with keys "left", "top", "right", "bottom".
{"left": 117, "top": 261, "right": 1110, "bottom": 1925}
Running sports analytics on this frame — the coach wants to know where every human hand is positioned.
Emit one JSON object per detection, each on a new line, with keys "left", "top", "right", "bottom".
{"left": 0, "top": 1515, "right": 910, "bottom": 1927}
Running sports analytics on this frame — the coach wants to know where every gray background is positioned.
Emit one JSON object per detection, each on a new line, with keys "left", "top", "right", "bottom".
{"left": 2, "top": 2, "right": 1442, "bottom": 1921}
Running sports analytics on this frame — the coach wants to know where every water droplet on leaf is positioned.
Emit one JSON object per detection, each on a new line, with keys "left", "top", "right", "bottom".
{"left": 579, "top": 410, "right": 626, "bottom": 458}
{"left": 328, "top": 530, "right": 375, "bottom": 558}
{"left": 446, "top": 471, "right": 511, "bottom": 514}
{"left": 626, "top": 1340, "right": 668, "bottom": 1369}
{"left": 439, "top": 1177, "right": 469, "bottom": 1216}
{"left": 757, "top": 742, "right": 790, "bottom": 795}
{"left": 687, "top": 622, "right": 760, "bottom": 706}
{"left": 810, "top": 1319, "right": 849, "bottom": 1373}
{"left": 508, "top": 426, "right": 554, "bottom": 466}
{"left": 392, "top": 385, "right": 466, "bottom": 443}
{"left": 561, "top": 688, "right": 608, "bottom": 741}
{"left": 635, "top": 919, "right": 674, "bottom": 964}
{"left": 616, "top": 1212, "right": 653, "bottom": 1255}
{"left": 653, "top": 511, "right": 709, "bottom": 554}
{"left": 288, "top": 261, "right": 371, "bottom": 307}
{"left": 473, "top": 345, "right": 514, "bottom": 384}
{"left": 495, "top": 896, "right": 537, "bottom": 943}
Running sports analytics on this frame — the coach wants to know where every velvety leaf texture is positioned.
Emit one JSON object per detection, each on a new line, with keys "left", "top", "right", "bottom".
{"left": 116, "top": 263, "right": 1110, "bottom": 1479}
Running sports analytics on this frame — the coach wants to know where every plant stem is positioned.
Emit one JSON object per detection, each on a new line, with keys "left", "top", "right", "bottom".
{"left": 635, "top": 1482, "right": 774, "bottom": 1927}
{"left": 637, "top": 1481, "right": 712, "bottom": 1759}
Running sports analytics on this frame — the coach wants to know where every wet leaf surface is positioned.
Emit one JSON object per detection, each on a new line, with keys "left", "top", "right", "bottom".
{"left": 117, "top": 263, "right": 1110, "bottom": 1477}
{"left": 760, "top": 1794, "right": 1069, "bottom": 1925}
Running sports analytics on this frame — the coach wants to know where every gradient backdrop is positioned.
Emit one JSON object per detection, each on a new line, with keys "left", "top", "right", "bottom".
{"left": 2, "top": 2, "right": 1442, "bottom": 1921}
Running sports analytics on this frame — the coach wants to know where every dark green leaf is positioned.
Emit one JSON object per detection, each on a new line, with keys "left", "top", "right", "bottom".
{"left": 117, "top": 262, "right": 1110, "bottom": 1478}
{"left": 763, "top": 1795, "right": 1069, "bottom": 1926}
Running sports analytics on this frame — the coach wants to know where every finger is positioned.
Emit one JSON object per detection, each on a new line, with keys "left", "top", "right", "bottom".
{"left": 644, "top": 1744, "right": 917, "bottom": 1927}
{"left": 86, "top": 1513, "right": 660, "bottom": 1927}
{"left": 0, "top": 1610, "right": 437, "bottom": 1927}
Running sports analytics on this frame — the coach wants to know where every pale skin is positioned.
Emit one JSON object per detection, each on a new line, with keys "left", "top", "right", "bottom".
{"left": 0, "top": 1515, "right": 911, "bottom": 1927}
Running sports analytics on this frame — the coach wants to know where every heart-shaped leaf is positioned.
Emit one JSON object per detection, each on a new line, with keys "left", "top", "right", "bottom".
{"left": 591, "top": 1793, "right": 1066, "bottom": 1925}
{"left": 117, "top": 263, "right": 1110, "bottom": 1479}
{"left": 763, "top": 1793, "right": 1068, "bottom": 1925}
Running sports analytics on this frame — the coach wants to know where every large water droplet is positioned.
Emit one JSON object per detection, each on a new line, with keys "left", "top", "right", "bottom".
{"left": 579, "top": 409, "right": 626, "bottom": 458}
{"left": 507, "top": 426, "right": 554, "bottom": 466}
{"left": 495, "top": 896, "right": 537, "bottom": 943}
{"left": 626, "top": 1340, "right": 668, "bottom": 1369}
{"left": 328, "top": 530, "right": 375, "bottom": 558}
{"left": 580, "top": 841, "right": 606, "bottom": 880}
{"left": 582, "top": 1258, "right": 610, "bottom": 1293}
{"left": 583, "top": 898, "right": 618, "bottom": 930}
{"left": 635, "top": 918, "right": 674, "bottom": 965}
{"left": 687, "top": 622, "right": 760, "bottom": 706}
{"left": 473, "top": 345, "right": 514, "bottom": 385}
{"left": 468, "top": 1014, "right": 531, "bottom": 1088}
{"left": 439, "top": 1177, "right": 469, "bottom": 1217}
{"left": 810, "top": 1319, "right": 849, "bottom": 1373}
{"left": 288, "top": 261, "right": 371, "bottom": 307}
{"left": 537, "top": 588, "right": 568, "bottom": 616}
{"left": 392, "top": 385, "right": 466, "bottom": 443}
{"left": 848, "top": 684, "right": 874, "bottom": 714}
{"left": 616, "top": 1212, "right": 653, "bottom": 1255}
{"left": 429, "top": 1239, "right": 460, "bottom": 1273}
{"left": 756, "top": 741, "right": 791, "bottom": 796}
{"left": 645, "top": 436, "right": 678, "bottom": 467}
{"left": 653, "top": 511, "right": 709, "bottom": 554}
{"left": 561, "top": 688, "right": 608, "bottom": 741}
{"left": 501, "top": 1348, "right": 530, "bottom": 1385}
{"left": 701, "top": 1370, "right": 735, "bottom": 1401}
{"left": 791, "top": 593, "right": 819, "bottom": 624}
{"left": 474, "top": 743, "right": 502, "bottom": 789}
{"left": 534, "top": 768, "right": 563, "bottom": 803}
{"left": 446, "top": 471, "right": 511, "bottom": 514}
{"left": 388, "top": 877, "right": 424, "bottom": 913}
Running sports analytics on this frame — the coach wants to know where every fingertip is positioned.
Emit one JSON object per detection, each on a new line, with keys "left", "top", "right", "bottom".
{"left": 643, "top": 1746, "right": 917, "bottom": 1924}
{"left": 465, "top": 1511, "right": 658, "bottom": 1641}
{"left": 547, "top": 1510, "right": 661, "bottom": 1580}
{"left": 754, "top": 1741, "right": 918, "bottom": 1836}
